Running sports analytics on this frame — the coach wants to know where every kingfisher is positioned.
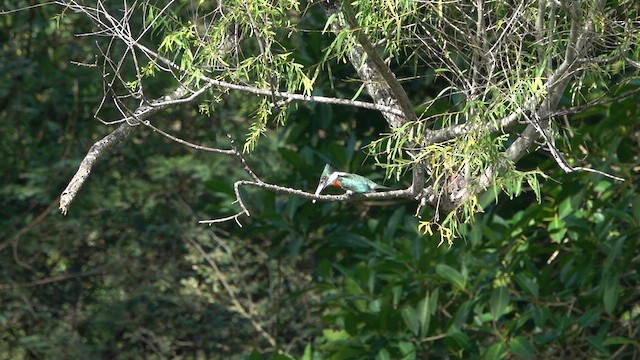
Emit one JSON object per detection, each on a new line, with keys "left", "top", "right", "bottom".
{"left": 313, "top": 164, "right": 389, "bottom": 203}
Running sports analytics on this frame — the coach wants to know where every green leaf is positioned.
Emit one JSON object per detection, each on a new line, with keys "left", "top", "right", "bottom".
{"left": 447, "top": 329, "right": 472, "bottom": 351}
{"left": 490, "top": 286, "right": 510, "bottom": 321}
{"left": 269, "top": 354, "right": 295, "bottom": 360}
{"left": 578, "top": 307, "right": 601, "bottom": 329}
{"left": 514, "top": 274, "right": 539, "bottom": 299}
{"left": 301, "top": 343, "right": 312, "bottom": 360}
{"left": 603, "top": 275, "right": 620, "bottom": 315}
{"left": 548, "top": 215, "right": 567, "bottom": 243}
{"left": 397, "top": 342, "right": 415, "bottom": 359}
{"left": 428, "top": 289, "right": 439, "bottom": 315}
{"left": 376, "top": 348, "right": 391, "bottom": 360}
{"left": 508, "top": 336, "right": 535, "bottom": 359}
{"left": 401, "top": 306, "right": 420, "bottom": 335}
{"left": 383, "top": 207, "right": 405, "bottom": 240}
{"left": 587, "top": 335, "right": 610, "bottom": 356}
{"left": 557, "top": 198, "right": 573, "bottom": 219}
{"left": 602, "top": 336, "right": 638, "bottom": 346}
{"left": 322, "top": 329, "right": 349, "bottom": 342}
{"left": 417, "top": 291, "right": 431, "bottom": 337}
{"left": 632, "top": 195, "right": 640, "bottom": 223}
{"left": 435, "top": 264, "right": 466, "bottom": 290}
{"left": 484, "top": 342, "right": 507, "bottom": 360}
{"left": 392, "top": 285, "right": 403, "bottom": 309}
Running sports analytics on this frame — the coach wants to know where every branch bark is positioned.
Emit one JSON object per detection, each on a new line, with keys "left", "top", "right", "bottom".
{"left": 323, "top": 0, "right": 415, "bottom": 129}
{"left": 59, "top": 86, "right": 190, "bottom": 214}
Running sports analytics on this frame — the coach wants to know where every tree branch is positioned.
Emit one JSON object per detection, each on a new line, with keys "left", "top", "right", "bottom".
{"left": 503, "top": 0, "right": 606, "bottom": 163}
{"left": 322, "top": 0, "right": 432, "bottom": 215}
{"left": 0, "top": 268, "right": 104, "bottom": 289}
{"left": 199, "top": 179, "right": 415, "bottom": 225}
{"left": 338, "top": 0, "right": 418, "bottom": 126}
{"left": 183, "top": 235, "right": 278, "bottom": 349}
{"left": 323, "top": 1, "right": 414, "bottom": 129}
{"left": 59, "top": 86, "right": 190, "bottom": 214}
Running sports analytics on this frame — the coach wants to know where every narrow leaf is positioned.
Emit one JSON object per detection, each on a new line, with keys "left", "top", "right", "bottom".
{"left": 417, "top": 291, "right": 431, "bottom": 337}
{"left": 603, "top": 275, "right": 620, "bottom": 315}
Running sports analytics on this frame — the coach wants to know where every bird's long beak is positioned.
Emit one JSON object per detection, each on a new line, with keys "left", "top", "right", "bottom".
{"left": 312, "top": 179, "right": 329, "bottom": 203}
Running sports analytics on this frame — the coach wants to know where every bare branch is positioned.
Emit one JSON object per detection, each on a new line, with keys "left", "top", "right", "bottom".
{"left": 0, "top": 269, "right": 104, "bottom": 289}
{"left": 526, "top": 112, "right": 625, "bottom": 182}
{"left": 199, "top": 178, "right": 416, "bottom": 225}
{"left": 202, "top": 78, "right": 405, "bottom": 117}
{"left": 183, "top": 235, "right": 278, "bottom": 349}
{"left": 550, "top": 87, "right": 640, "bottom": 118}
{"left": 320, "top": 1, "right": 425, "bottom": 131}
{"left": 0, "top": 2, "right": 57, "bottom": 14}
{"left": 227, "top": 135, "right": 261, "bottom": 183}
{"left": 504, "top": 0, "right": 606, "bottom": 165}
{"left": 59, "top": 86, "right": 191, "bottom": 214}
{"left": 1, "top": 200, "right": 58, "bottom": 254}
{"left": 337, "top": 0, "right": 417, "bottom": 126}
{"left": 142, "top": 121, "right": 235, "bottom": 155}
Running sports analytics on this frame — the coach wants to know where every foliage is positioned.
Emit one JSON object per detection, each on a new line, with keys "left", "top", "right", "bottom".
{"left": 90, "top": 0, "right": 639, "bottom": 240}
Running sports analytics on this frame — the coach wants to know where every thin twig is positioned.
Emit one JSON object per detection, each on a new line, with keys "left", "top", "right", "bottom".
{"left": 526, "top": 112, "right": 624, "bottom": 181}
{"left": 0, "top": 268, "right": 103, "bottom": 289}
{"left": 199, "top": 179, "right": 415, "bottom": 225}
{"left": 142, "top": 121, "right": 235, "bottom": 155}
{"left": 227, "top": 135, "right": 261, "bottom": 182}
{"left": 183, "top": 235, "right": 278, "bottom": 348}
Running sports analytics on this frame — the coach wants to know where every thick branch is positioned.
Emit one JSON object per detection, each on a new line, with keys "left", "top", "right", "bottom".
{"left": 338, "top": 1, "right": 417, "bottom": 126}
{"left": 322, "top": 1, "right": 430, "bottom": 211}
{"left": 59, "top": 86, "right": 190, "bottom": 214}
{"left": 202, "top": 77, "right": 405, "bottom": 117}
{"left": 503, "top": 0, "right": 604, "bottom": 163}
{"left": 323, "top": 1, "right": 415, "bottom": 128}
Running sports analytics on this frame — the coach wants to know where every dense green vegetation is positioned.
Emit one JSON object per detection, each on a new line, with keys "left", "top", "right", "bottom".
{"left": 1, "top": 1, "right": 639, "bottom": 359}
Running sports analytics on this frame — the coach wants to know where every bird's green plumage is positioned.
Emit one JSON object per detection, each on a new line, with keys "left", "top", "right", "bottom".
{"left": 334, "top": 173, "right": 389, "bottom": 193}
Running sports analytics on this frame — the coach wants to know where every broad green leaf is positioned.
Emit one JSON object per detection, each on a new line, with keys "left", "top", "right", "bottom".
{"left": 632, "top": 195, "right": 640, "bottom": 223}
{"left": 322, "top": 329, "right": 349, "bottom": 342}
{"left": 578, "top": 307, "right": 601, "bottom": 329}
{"left": 508, "top": 336, "right": 535, "bottom": 359}
{"left": 376, "top": 348, "right": 391, "bottom": 360}
{"left": 447, "top": 329, "right": 472, "bottom": 351}
{"left": 428, "top": 289, "right": 439, "bottom": 315}
{"left": 301, "top": 343, "right": 312, "bottom": 360}
{"left": 514, "top": 274, "right": 539, "bottom": 299}
{"left": 484, "top": 342, "right": 507, "bottom": 360}
{"left": 435, "top": 264, "right": 466, "bottom": 290}
{"left": 490, "top": 286, "right": 510, "bottom": 321}
{"left": 548, "top": 215, "right": 567, "bottom": 243}
{"left": 558, "top": 198, "right": 573, "bottom": 219}
{"left": 587, "top": 335, "right": 610, "bottom": 356}
{"left": 401, "top": 306, "right": 420, "bottom": 335}
{"left": 392, "top": 285, "right": 403, "bottom": 309}
{"left": 397, "top": 341, "right": 416, "bottom": 359}
{"left": 602, "top": 336, "right": 638, "bottom": 346}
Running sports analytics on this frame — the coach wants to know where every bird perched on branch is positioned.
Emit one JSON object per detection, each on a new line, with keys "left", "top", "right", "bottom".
{"left": 313, "top": 164, "right": 389, "bottom": 203}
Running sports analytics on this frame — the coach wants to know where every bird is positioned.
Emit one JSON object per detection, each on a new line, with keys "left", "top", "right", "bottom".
{"left": 313, "top": 164, "right": 389, "bottom": 203}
